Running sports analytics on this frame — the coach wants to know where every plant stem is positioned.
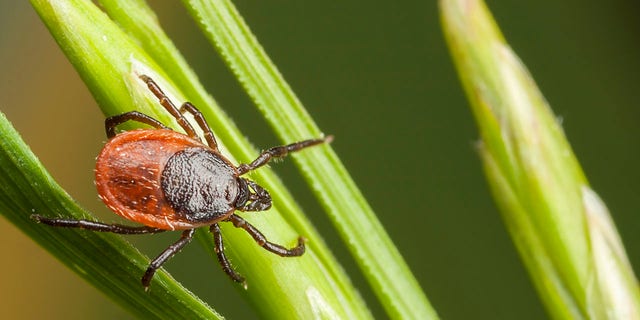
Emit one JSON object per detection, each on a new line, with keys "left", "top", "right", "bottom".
{"left": 440, "top": 0, "right": 640, "bottom": 318}
{"left": 182, "top": 1, "right": 437, "bottom": 319}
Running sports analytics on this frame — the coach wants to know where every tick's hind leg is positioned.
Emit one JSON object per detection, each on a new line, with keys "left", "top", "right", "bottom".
{"left": 31, "top": 214, "right": 166, "bottom": 234}
{"left": 105, "top": 111, "right": 169, "bottom": 138}
{"left": 142, "top": 229, "right": 195, "bottom": 290}
{"left": 228, "top": 214, "right": 306, "bottom": 257}
{"left": 210, "top": 223, "right": 246, "bottom": 288}
{"left": 237, "top": 136, "right": 333, "bottom": 175}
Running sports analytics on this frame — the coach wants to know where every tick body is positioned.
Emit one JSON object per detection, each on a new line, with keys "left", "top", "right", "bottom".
{"left": 32, "top": 75, "right": 331, "bottom": 289}
{"left": 96, "top": 130, "right": 239, "bottom": 230}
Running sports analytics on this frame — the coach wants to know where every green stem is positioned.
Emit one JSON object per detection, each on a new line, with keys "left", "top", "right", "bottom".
{"left": 440, "top": 0, "right": 640, "bottom": 318}
{"left": 182, "top": 1, "right": 437, "bottom": 319}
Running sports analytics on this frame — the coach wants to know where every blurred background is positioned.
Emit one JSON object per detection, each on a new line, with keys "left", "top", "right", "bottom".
{"left": 1, "top": 0, "right": 639, "bottom": 319}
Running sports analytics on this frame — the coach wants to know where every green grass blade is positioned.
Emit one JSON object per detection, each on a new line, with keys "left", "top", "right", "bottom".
{"left": 440, "top": 0, "right": 640, "bottom": 318}
{"left": 181, "top": 1, "right": 437, "bottom": 319}
{"left": 0, "top": 111, "right": 221, "bottom": 319}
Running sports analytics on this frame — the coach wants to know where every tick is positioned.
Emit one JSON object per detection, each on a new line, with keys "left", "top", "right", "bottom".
{"left": 32, "top": 75, "right": 331, "bottom": 289}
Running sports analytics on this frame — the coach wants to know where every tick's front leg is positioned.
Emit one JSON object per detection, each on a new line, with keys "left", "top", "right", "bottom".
{"left": 237, "top": 136, "right": 332, "bottom": 175}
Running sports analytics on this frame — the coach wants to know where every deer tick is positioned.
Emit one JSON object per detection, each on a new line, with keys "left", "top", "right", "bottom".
{"left": 32, "top": 75, "right": 331, "bottom": 289}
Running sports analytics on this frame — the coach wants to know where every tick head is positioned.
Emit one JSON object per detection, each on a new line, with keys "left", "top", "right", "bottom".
{"left": 235, "top": 178, "right": 272, "bottom": 212}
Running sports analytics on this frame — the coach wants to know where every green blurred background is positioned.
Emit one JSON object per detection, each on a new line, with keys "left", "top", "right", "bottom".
{"left": 1, "top": 1, "right": 639, "bottom": 319}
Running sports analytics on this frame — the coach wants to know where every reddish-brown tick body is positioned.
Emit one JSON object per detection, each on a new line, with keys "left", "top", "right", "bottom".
{"left": 96, "top": 129, "right": 240, "bottom": 230}
{"left": 32, "top": 75, "right": 330, "bottom": 289}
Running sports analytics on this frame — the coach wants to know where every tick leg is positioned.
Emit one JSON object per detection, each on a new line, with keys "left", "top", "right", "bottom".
{"left": 139, "top": 75, "right": 199, "bottom": 141}
{"left": 31, "top": 214, "right": 166, "bottom": 234}
{"left": 105, "top": 111, "right": 169, "bottom": 138}
{"left": 237, "top": 136, "right": 333, "bottom": 175}
{"left": 142, "top": 229, "right": 195, "bottom": 290}
{"left": 180, "top": 102, "right": 218, "bottom": 151}
{"left": 228, "top": 214, "right": 306, "bottom": 257}
{"left": 210, "top": 223, "right": 246, "bottom": 287}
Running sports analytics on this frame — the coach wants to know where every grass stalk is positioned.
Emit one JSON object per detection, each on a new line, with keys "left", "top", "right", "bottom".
{"left": 440, "top": 0, "right": 640, "bottom": 318}
{"left": 181, "top": 1, "right": 438, "bottom": 319}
